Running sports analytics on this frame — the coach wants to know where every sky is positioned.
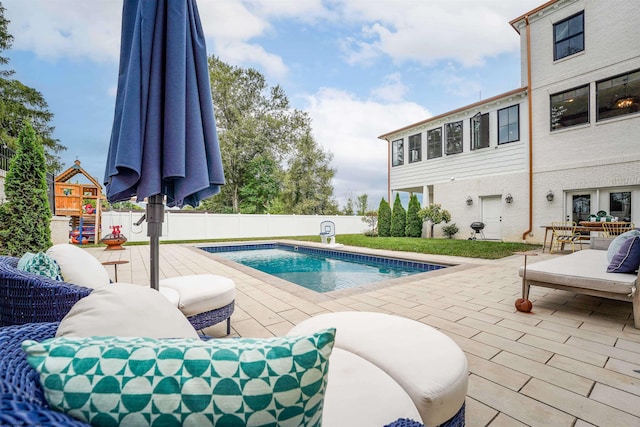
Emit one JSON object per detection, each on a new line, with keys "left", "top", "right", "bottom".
{"left": 3, "top": 0, "right": 543, "bottom": 209}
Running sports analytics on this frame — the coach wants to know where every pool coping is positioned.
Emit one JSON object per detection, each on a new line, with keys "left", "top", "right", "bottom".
{"left": 190, "top": 240, "right": 480, "bottom": 303}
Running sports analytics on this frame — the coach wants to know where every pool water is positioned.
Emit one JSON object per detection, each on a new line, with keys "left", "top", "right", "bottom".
{"left": 201, "top": 244, "right": 446, "bottom": 293}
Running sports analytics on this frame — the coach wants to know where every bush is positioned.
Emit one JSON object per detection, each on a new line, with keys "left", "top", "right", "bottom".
{"left": 0, "top": 122, "right": 52, "bottom": 255}
{"left": 405, "top": 194, "right": 422, "bottom": 237}
{"left": 361, "top": 210, "right": 378, "bottom": 236}
{"left": 378, "top": 198, "right": 391, "bottom": 237}
{"left": 442, "top": 223, "right": 459, "bottom": 239}
{"left": 390, "top": 193, "right": 406, "bottom": 237}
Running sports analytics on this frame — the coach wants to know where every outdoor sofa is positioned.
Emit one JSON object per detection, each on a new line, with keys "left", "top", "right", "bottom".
{"left": 0, "top": 245, "right": 235, "bottom": 333}
{"left": 518, "top": 246, "right": 639, "bottom": 328}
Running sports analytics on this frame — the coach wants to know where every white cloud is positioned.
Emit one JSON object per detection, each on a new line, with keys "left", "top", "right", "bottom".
{"left": 335, "top": 0, "right": 543, "bottom": 67}
{"left": 4, "top": 0, "right": 121, "bottom": 63}
{"left": 304, "top": 87, "right": 431, "bottom": 205}
{"left": 370, "top": 73, "right": 408, "bottom": 102}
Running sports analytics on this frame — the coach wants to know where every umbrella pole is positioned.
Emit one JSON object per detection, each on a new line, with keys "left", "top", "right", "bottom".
{"left": 147, "top": 194, "right": 164, "bottom": 290}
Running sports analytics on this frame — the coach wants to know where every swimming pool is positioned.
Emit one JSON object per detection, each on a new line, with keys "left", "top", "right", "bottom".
{"left": 200, "top": 243, "right": 447, "bottom": 293}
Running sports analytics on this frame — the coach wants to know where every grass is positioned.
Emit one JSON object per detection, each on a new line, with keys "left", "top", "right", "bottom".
{"left": 286, "top": 234, "right": 541, "bottom": 259}
{"left": 114, "top": 233, "right": 539, "bottom": 259}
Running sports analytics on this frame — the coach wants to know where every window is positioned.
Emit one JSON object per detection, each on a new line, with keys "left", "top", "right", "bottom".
{"left": 550, "top": 85, "right": 589, "bottom": 131}
{"left": 596, "top": 69, "right": 640, "bottom": 121}
{"left": 392, "top": 139, "right": 404, "bottom": 166}
{"left": 444, "top": 121, "right": 463, "bottom": 155}
{"left": 498, "top": 105, "right": 520, "bottom": 144}
{"left": 426, "top": 128, "right": 442, "bottom": 159}
{"left": 610, "top": 192, "right": 631, "bottom": 222}
{"left": 408, "top": 133, "right": 422, "bottom": 163}
{"left": 470, "top": 112, "right": 489, "bottom": 150}
{"left": 554, "top": 12, "right": 584, "bottom": 60}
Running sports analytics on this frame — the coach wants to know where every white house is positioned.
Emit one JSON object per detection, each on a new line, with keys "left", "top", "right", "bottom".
{"left": 379, "top": 0, "right": 640, "bottom": 243}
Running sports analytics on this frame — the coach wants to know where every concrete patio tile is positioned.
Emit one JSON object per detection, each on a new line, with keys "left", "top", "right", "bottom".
{"left": 549, "top": 354, "right": 640, "bottom": 396}
{"left": 488, "top": 413, "right": 529, "bottom": 427}
{"left": 589, "top": 383, "right": 640, "bottom": 416}
{"left": 447, "top": 305, "right": 504, "bottom": 324}
{"left": 521, "top": 378, "right": 640, "bottom": 426}
{"left": 517, "top": 334, "right": 608, "bottom": 366}
{"left": 458, "top": 317, "right": 525, "bottom": 341}
{"left": 466, "top": 353, "right": 530, "bottom": 391}
{"left": 567, "top": 335, "right": 640, "bottom": 364}
{"left": 537, "top": 318, "right": 617, "bottom": 346}
{"left": 475, "top": 332, "right": 553, "bottom": 363}
{"left": 419, "top": 314, "right": 481, "bottom": 339}
{"left": 231, "top": 318, "right": 274, "bottom": 338}
{"left": 447, "top": 332, "right": 502, "bottom": 360}
{"left": 412, "top": 304, "right": 467, "bottom": 322}
{"left": 491, "top": 351, "right": 594, "bottom": 396}
{"left": 265, "top": 320, "right": 295, "bottom": 337}
{"left": 464, "top": 397, "right": 498, "bottom": 427}
{"left": 468, "top": 374, "right": 576, "bottom": 426}
{"left": 497, "top": 318, "right": 570, "bottom": 343}
{"left": 616, "top": 338, "right": 640, "bottom": 353}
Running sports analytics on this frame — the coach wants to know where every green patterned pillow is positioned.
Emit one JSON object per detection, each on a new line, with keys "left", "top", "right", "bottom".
{"left": 18, "top": 251, "right": 63, "bottom": 281}
{"left": 22, "top": 328, "right": 335, "bottom": 427}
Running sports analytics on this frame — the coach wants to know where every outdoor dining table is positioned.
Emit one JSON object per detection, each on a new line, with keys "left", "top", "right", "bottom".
{"left": 540, "top": 222, "right": 632, "bottom": 253}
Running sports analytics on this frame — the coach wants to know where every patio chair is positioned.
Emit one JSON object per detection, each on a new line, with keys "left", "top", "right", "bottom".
{"left": 602, "top": 222, "right": 635, "bottom": 237}
{"left": 551, "top": 221, "right": 583, "bottom": 253}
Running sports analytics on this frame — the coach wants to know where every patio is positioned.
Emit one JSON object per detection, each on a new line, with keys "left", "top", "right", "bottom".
{"left": 87, "top": 242, "right": 640, "bottom": 427}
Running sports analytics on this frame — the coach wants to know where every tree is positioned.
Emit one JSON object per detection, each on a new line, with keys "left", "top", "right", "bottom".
{"left": 280, "top": 130, "right": 338, "bottom": 215}
{"left": 390, "top": 193, "right": 406, "bottom": 237}
{"left": 355, "top": 193, "right": 368, "bottom": 216}
{"left": 405, "top": 194, "right": 422, "bottom": 237}
{"left": 378, "top": 198, "right": 391, "bottom": 237}
{"left": 206, "top": 57, "right": 336, "bottom": 214}
{"left": 419, "top": 203, "right": 452, "bottom": 238}
{"left": 0, "top": 122, "right": 52, "bottom": 255}
{"left": 342, "top": 197, "right": 354, "bottom": 215}
{"left": 0, "top": 4, "right": 65, "bottom": 174}
{"left": 361, "top": 210, "right": 378, "bottom": 236}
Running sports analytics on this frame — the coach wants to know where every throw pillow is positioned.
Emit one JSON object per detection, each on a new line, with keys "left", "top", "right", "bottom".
{"left": 23, "top": 328, "right": 336, "bottom": 427}
{"left": 17, "top": 252, "right": 63, "bottom": 281}
{"left": 607, "top": 236, "right": 640, "bottom": 273}
{"left": 46, "top": 244, "right": 110, "bottom": 289}
{"left": 56, "top": 283, "right": 199, "bottom": 339}
{"left": 17, "top": 252, "right": 35, "bottom": 271}
{"left": 607, "top": 229, "right": 640, "bottom": 263}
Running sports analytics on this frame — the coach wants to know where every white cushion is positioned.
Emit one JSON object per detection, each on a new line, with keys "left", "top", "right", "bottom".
{"left": 158, "top": 287, "right": 180, "bottom": 306}
{"left": 46, "top": 244, "right": 109, "bottom": 289}
{"left": 519, "top": 249, "right": 637, "bottom": 294}
{"left": 322, "top": 348, "right": 420, "bottom": 426}
{"left": 160, "top": 274, "right": 235, "bottom": 316}
{"left": 56, "top": 283, "right": 198, "bottom": 339}
{"left": 288, "top": 312, "right": 468, "bottom": 427}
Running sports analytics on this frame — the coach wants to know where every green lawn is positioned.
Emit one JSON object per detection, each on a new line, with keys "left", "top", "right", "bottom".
{"left": 111, "top": 234, "right": 540, "bottom": 260}
{"left": 287, "top": 234, "right": 540, "bottom": 259}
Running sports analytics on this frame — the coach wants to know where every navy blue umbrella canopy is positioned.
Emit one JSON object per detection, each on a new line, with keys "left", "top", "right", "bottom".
{"left": 105, "top": 0, "right": 224, "bottom": 289}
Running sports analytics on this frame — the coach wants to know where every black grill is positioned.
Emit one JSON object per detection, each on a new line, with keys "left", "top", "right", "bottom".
{"left": 470, "top": 222, "right": 485, "bottom": 232}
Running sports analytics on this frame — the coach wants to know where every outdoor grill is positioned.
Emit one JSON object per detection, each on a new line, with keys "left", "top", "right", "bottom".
{"left": 469, "top": 222, "right": 486, "bottom": 240}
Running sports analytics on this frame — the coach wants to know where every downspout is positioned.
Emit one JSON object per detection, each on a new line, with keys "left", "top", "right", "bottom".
{"left": 386, "top": 137, "right": 391, "bottom": 202}
{"left": 521, "top": 14, "right": 534, "bottom": 242}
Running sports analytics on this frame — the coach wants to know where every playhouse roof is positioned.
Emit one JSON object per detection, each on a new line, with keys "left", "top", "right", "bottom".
{"left": 55, "top": 160, "right": 102, "bottom": 190}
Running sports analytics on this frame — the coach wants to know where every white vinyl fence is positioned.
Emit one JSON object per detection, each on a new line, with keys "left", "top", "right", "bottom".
{"left": 100, "top": 211, "right": 368, "bottom": 243}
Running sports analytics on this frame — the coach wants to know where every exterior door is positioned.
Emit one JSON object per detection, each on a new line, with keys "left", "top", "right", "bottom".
{"left": 481, "top": 196, "right": 502, "bottom": 240}
{"left": 565, "top": 192, "right": 594, "bottom": 223}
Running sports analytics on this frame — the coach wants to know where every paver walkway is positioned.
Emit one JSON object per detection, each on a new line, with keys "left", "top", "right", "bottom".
{"left": 86, "top": 242, "right": 640, "bottom": 427}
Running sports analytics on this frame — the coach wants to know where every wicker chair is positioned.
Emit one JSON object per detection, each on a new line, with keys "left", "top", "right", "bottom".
{"left": 0, "top": 256, "right": 234, "bottom": 334}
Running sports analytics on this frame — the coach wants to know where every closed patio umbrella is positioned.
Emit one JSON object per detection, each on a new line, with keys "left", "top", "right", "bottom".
{"left": 104, "top": 0, "right": 224, "bottom": 290}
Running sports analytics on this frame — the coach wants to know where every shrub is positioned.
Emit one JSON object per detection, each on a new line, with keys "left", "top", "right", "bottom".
{"left": 442, "top": 223, "right": 459, "bottom": 239}
{"left": 361, "top": 210, "right": 378, "bottom": 236}
{"left": 390, "top": 193, "right": 406, "bottom": 237}
{"left": 0, "top": 122, "right": 52, "bottom": 255}
{"left": 419, "top": 203, "right": 451, "bottom": 238}
{"left": 378, "top": 198, "right": 391, "bottom": 237}
{"left": 405, "top": 194, "right": 422, "bottom": 237}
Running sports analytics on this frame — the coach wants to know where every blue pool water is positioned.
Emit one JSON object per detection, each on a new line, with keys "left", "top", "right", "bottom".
{"left": 200, "top": 243, "right": 446, "bottom": 293}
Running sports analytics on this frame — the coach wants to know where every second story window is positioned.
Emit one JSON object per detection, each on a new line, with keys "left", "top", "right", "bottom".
{"left": 554, "top": 12, "right": 584, "bottom": 61}
{"left": 408, "top": 133, "right": 422, "bottom": 163}
{"left": 550, "top": 85, "right": 589, "bottom": 131}
{"left": 498, "top": 105, "right": 520, "bottom": 144}
{"left": 392, "top": 139, "right": 404, "bottom": 166}
{"left": 444, "top": 121, "right": 463, "bottom": 155}
{"left": 427, "top": 128, "right": 442, "bottom": 159}
{"left": 596, "top": 69, "right": 640, "bottom": 121}
{"left": 470, "top": 112, "right": 489, "bottom": 150}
